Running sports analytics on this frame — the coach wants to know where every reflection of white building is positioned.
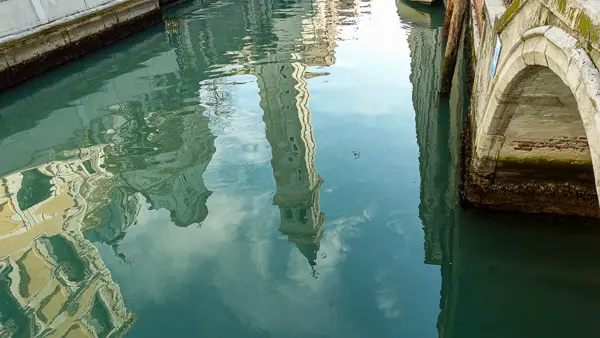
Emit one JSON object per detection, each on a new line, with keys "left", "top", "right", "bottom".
{"left": 0, "top": 146, "right": 135, "bottom": 337}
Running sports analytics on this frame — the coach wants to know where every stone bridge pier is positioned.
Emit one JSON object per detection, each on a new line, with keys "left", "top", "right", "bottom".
{"left": 466, "top": 0, "right": 600, "bottom": 217}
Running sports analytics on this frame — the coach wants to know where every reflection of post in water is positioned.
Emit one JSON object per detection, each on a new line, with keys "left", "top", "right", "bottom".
{"left": 398, "top": 2, "right": 461, "bottom": 338}
{"left": 0, "top": 150, "right": 135, "bottom": 337}
{"left": 397, "top": 0, "right": 446, "bottom": 266}
{"left": 256, "top": 58, "right": 324, "bottom": 270}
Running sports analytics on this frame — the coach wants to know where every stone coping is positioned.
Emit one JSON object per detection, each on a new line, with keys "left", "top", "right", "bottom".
{"left": 0, "top": 0, "right": 139, "bottom": 44}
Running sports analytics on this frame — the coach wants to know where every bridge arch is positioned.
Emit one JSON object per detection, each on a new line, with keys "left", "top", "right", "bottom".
{"left": 473, "top": 26, "right": 600, "bottom": 204}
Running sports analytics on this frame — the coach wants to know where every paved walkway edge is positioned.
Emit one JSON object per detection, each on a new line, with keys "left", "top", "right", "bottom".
{"left": 0, "top": 0, "right": 162, "bottom": 91}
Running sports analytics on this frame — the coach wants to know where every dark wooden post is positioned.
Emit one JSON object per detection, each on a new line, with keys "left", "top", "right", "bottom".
{"left": 440, "top": 0, "right": 468, "bottom": 94}
{"left": 444, "top": 0, "right": 455, "bottom": 38}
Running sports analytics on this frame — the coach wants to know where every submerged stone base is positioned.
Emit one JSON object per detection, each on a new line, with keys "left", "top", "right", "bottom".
{"left": 0, "top": 0, "right": 161, "bottom": 91}
{"left": 463, "top": 148, "right": 600, "bottom": 218}
{"left": 464, "top": 175, "right": 600, "bottom": 218}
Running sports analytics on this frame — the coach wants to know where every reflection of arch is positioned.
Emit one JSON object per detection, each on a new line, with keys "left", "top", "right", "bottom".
{"left": 473, "top": 26, "right": 600, "bottom": 202}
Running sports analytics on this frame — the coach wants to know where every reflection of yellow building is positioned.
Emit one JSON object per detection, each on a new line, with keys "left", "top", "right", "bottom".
{"left": 0, "top": 147, "right": 135, "bottom": 337}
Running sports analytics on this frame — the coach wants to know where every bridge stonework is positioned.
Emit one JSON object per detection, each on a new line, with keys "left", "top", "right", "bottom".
{"left": 466, "top": 0, "right": 600, "bottom": 217}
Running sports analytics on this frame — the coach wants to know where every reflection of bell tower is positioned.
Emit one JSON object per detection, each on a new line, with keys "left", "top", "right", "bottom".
{"left": 256, "top": 56, "right": 324, "bottom": 267}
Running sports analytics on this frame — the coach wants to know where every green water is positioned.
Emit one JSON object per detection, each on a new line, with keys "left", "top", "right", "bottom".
{"left": 1, "top": 0, "right": 600, "bottom": 337}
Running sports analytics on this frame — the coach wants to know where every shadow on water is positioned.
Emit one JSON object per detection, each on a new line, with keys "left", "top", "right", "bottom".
{"left": 400, "top": 1, "right": 600, "bottom": 337}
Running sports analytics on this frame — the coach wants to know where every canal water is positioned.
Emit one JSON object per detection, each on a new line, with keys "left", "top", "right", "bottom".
{"left": 1, "top": 0, "right": 600, "bottom": 337}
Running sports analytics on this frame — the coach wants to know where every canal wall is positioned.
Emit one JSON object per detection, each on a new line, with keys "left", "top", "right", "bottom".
{"left": 0, "top": 0, "right": 162, "bottom": 91}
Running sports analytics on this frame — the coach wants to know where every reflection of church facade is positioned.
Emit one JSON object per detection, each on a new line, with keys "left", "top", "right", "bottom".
{"left": 0, "top": 147, "right": 135, "bottom": 337}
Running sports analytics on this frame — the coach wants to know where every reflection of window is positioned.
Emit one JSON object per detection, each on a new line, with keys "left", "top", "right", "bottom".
{"left": 17, "top": 169, "right": 52, "bottom": 211}
{"left": 86, "top": 292, "right": 114, "bottom": 336}
{"left": 39, "top": 235, "right": 87, "bottom": 283}
{"left": 165, "top": 20, "right": 179, "bottom": 33}
{"left": 82, "top": 160, "right": 97, "bottom": 175}
{"left": 284, "top": 209, "right": 293, "bottom": 220}
{"left": 0, "top": 265, "right": 31, "bottom": 337}
{"left": 299, "top": 208, "right": 308, "bottom": 224}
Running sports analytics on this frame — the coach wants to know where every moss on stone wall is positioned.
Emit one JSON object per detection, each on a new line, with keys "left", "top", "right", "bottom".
{"left": 553, "top": 0, "right": 600, "bottom": 45}
{"left": 576, "top": 12, "right": 598, "bottom": 43}
{"left": 497, "top": 0, "right": 521, "bottom": 30}
{"left": 495, "top": 0, "right": 600, "bottom": 47}
{"left": 557, "top": 0, "right": 567, "bottom": 14}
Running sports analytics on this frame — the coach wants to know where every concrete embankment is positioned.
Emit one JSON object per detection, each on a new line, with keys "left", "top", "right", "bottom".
{"left": 0, "top": 0, "right": 163, "bottom": 91}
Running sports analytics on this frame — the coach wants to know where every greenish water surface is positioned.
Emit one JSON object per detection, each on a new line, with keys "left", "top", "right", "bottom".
{"left": 1, "top": 0, "right": 600, "bottom": 337}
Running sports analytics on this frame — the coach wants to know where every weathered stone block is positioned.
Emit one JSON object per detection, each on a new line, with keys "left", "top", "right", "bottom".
{"left": 571, "top": 49, "right": 600, "bottom": 102}
{"left": 521, "top": 25, "right": 551, "bottom": 40}
{"left": 0, "top": 52, "right": 9, "bottom": 72}
{"left": 117, "top": 0, "right": 158, "bottom": 24}
{"left": 545, "top": 41, "right": 570, "bottom": 77}
{"left": 66, "top": 15, "right": 105, "bottom": 43}
{"left": 574, "top": 85, "right": 595, "bottom": 127}
{"left": 544, "top": 27, "right": 577, "bottom": 51}
{"left": 494, "top": 52, "right": 527, "bottom": 98}
{"left": 591, "top": 49, "right": 600, "bottom": 69}
{"left": 3, "top": 29, "right": 69, "bottom": 66}
{"left": 494, "top": 58, "right": 522, "bottom": 95}
{"left": 565, "top": 55, "right": 583, "bottom": 92}
{"left": 473, "top": 133, "right": 505, "bottom": 176}
{"left": 522, "top": 38, "right": 548, "bottom": 66}
{"left": 102, "top": 10, "right": 120, "bottom": 30}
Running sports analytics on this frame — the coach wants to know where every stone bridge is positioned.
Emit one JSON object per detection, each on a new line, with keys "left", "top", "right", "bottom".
{"left": 466, "top": 0, "right": 600, "bottom": 217}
